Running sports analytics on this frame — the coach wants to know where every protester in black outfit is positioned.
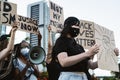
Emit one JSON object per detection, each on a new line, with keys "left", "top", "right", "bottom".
{"left": 47, "top": 16, "right": 119, "bottom": 80}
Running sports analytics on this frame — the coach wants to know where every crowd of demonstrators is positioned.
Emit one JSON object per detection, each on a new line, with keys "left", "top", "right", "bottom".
{"left": 46, "top": 16, "right": 119, "bottom": 80}
{"left": 0, "top": 22, "right": 42, "bottom": 80}
{"left": 0, "top": 22, "right": 17, "bottom": 80}
{"left": 0, "top": 17, "right": 119, "bottom": 80}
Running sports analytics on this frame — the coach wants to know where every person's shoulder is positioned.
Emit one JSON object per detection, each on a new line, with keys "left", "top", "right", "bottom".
{"left": 14, "top": 43, "right": 20, "bottom": 46}
{"left": 56, "top": 37, "right": 69, "bottom": 43}
{"left": 58, "top": 36, "right": 72, "bottom": 41}
{"left": 14, "top": 43, "right": 21, "bottom": 49}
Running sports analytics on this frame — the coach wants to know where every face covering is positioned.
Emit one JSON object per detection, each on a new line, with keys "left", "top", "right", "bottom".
{"left": 20, "top": 47, "right": 30, "bottom": 58}
{"left": 69, "top": 27, "right": 80, "bottom": 37}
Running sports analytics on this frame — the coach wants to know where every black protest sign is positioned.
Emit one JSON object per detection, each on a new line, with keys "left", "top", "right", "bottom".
{"left": 49, "top": 1, "right": 64, "bottom": 33}
{"left": 75, "top": 20, "right": 95, "bottom": 49}
{"left": 17, "top": 15, "right": 39, "bottom": 34}
{"left": 0, "top": 1, "right": 1, "bottom": 24}
{"left": 0, "top": 1, "right": 17, "bottom": 26}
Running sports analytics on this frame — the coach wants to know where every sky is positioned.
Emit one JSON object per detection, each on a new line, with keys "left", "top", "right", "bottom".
{"left": 7, "top": 0, "right": 120, "bottom": 76}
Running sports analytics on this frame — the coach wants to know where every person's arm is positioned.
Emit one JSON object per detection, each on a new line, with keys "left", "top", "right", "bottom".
{"left": 46, "top": 26, "right": 53, "bottom": 64}
{"left": 38, "top": 31, "right": 42, "bottom": 46}
{"left": 57, "top": 44, "right": 100, "bottom": 67}
{"left": 15, "top": 57, "right": 33, "bottom": 80}
{"left": 32, "top": 65, "right": 41, "bottom": 79}
{"left": 15, "top": 63, "right": 29, "bottom": 80}
{"left": 0, "top": 23, "right": 17, "bottom": 60}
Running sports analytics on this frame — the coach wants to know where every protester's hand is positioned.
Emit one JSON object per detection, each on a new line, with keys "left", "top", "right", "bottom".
{"left": 38, "top": 31, "right": 42, "bottom": 40}
{"left": 9, "top": 21, "right": 18, "bottom": 35}
{"left": 37, "top": 31, "right": 42, "bottom": 46}
{"left": 26, "top": 60, "right": 32, "bottom": 68}
{"left": 11, "top": 21, "right": 18, "bottom": 32}
{"left": 48, "top": 25, "right": 51, "bottom": 32}
{"left": 12, "top": 26, "right": 18, "bottom": 32}
{"left": 87, "top": 44, "right": 100, "bottom": 57}
{"left": 114, "top": 48, "right": 119, "bottom": 56}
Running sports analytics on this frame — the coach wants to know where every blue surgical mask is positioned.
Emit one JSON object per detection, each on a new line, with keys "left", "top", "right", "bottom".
{"left": 20, "top": 47, "right": 30, "bottom": 58}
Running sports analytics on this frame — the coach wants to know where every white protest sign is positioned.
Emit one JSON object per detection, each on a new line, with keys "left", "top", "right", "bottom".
{"left": 94, "top": 24, "right": 119, "bottom": 72}
{"left": 17, "top": 15, "right": 39, "bottom": 34}
{"left": 0, "top": 1, "right": 17, "bottom": 26}
{"left": 75, "top": 20, "right": 95, "bottom": 49}
{"left": 49, "top": 1, "right": 64, "bottom": 33}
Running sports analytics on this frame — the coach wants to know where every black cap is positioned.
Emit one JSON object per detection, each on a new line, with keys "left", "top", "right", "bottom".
{"left": 64, "top": 16, "right": 80, "bottom": 27}
{"left": 0, "top": 34, "right": 10, "bottom": 41}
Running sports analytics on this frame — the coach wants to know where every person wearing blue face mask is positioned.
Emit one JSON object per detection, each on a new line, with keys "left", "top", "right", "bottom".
{"left": 20, "top": 47, "right": 29, "bottom": 58}
{"left": 13, "top": 40, "right": 41, "bottom": 80}
{"left": 20, "top": 40, "right": 30, "bottom": 59}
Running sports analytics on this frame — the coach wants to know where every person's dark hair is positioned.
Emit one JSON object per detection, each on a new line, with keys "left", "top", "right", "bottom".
{"left": 14, "top": 43, "right": 21, "bottom": 57}
{"left": 0, "top": 34, "right": 10, "bottom": 41}
{"left": 0, "top": 34, "right": 10, "bottom": 51}
{"left": 61, "top": 16, "right": 80, "bottom": 37}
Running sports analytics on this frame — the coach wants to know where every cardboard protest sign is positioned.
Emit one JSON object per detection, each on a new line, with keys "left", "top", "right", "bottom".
{"left": 17, "top": 15, "right": 39, "bottom": 34}
{"left": 94, "top": 24, "right": 119, "bottom": 72}
{"left": 49, "top": 1, "right": 64, "bottom": 33}
{"left": 75, "top": 19, "right": 119, "bottom": 72}
{"left": 75, "top": 20, "right": 95, "bottom": 49}
{"left": 0, "top": 1, "right": 17, "bottom": 26}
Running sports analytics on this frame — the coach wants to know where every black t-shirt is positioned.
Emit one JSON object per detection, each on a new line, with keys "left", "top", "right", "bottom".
{"left": 51, "top": 36, "right": 91, "bottom": 79}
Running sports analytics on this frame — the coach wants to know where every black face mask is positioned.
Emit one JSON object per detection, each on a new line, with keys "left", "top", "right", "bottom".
{"left": 69, "top": 28, "right": 80, "bottom": 37}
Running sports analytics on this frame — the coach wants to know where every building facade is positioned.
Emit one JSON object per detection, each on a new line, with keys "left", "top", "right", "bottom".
{"left": 27, "top": 0, "right": 50, "bottom": 53}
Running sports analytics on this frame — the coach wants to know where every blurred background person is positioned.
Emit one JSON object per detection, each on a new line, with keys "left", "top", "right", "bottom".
{"left": 0, "top": 22, "right": 18, "bottom": 80}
